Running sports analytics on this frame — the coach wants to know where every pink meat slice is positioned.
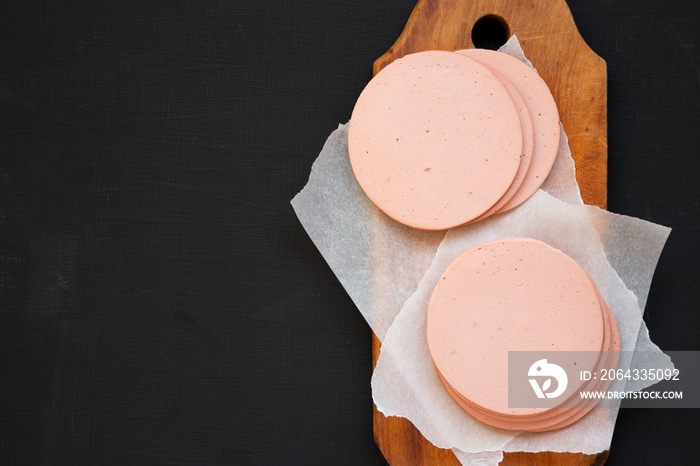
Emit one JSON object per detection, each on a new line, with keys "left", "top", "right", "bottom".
{"left": 348, "top": 50, "right": 522, "bottom": 230}
{"left": 466, "top": 67, "right": 534, "bottom": 223}
{"left": 426, "top": 238, "right": 605, "bottom": 419}
{"left": 456, "top": 49, "right": 560, "bottom": 214}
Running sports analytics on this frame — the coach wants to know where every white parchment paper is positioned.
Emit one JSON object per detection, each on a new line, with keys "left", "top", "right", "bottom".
{"left": 291, "top": 37, "right": 672, "bottom": 464}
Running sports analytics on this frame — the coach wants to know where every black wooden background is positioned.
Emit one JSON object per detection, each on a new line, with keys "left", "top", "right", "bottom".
{"left": 1, "top": 1, "right": 698, "bottom": 464}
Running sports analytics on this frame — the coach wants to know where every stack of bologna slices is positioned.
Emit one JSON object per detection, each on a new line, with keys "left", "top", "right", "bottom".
{"left": 348, "top": 49, "right": 560, "bottom": 230}
{"left": 426, "top": 238, "right": 621, "bottom": 432}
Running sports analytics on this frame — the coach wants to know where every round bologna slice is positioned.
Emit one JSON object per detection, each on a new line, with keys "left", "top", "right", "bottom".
{"left": 426, "top": 238, "right": 605, "bottom": 418}
{"left": 348, "top": 50, "right": 523, "bottom": 230}
{"left": 455, "top": 49, "right": 560, "bottom": 214}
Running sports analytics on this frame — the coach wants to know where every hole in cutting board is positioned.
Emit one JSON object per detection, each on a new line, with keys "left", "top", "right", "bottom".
{"left": 472, "top": 15, "right": 509, "bottom": 50}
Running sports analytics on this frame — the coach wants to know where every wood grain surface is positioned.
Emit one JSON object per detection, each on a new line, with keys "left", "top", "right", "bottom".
{"left": 371, "top": 0, "right": 608, "bottom": 464}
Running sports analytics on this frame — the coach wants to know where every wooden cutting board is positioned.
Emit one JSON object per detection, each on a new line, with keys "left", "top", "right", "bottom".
{"left": 371, "top": 0, "right": 608, "bottom": 464}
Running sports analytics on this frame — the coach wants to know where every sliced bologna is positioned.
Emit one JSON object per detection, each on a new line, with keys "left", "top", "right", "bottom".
{"left": 455, "top": 49, "right": 561, "bottom": 214}
{"left": 426, "top": 238, "right": 620, "bottom": 432}
{"left": 467, "top": 68, "right": 535, "bottom": 224}
{"left": 348, "top": 51, "right": 523, "bottom": 230}
{"left": 438, "top": 293, "right": 619, "bottom": 432}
